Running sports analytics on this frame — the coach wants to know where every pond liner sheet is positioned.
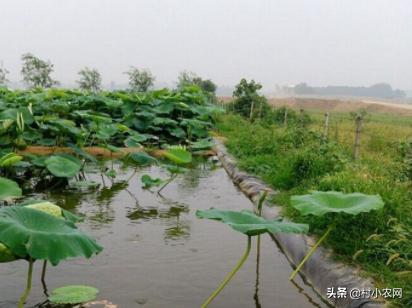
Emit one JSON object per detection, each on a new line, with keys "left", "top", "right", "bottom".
{"left": 213, "top": 138, "right": 384, "bottom": 308}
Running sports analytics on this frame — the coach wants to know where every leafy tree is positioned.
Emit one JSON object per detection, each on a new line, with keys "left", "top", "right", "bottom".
{"left": 0, "top": 64, "right": 9, "bottom": 86}
{"left": 21, "top": 53, "right": 58, "bottom": 88}
{"left": 77, "top": 68, "right": 102, "bottom": 93}
{"left": 125, "top": 67, "right": 155, "bottom": 92}
{"left": 232, "top": 79, "right": 268, "bottom": 118}
{"left": 177, "top": 71, "right": 217, "bottom": 102}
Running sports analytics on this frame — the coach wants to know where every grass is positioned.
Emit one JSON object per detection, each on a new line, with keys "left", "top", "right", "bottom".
{"left": 216, "top": 111, "right": 412, "bottom": 307}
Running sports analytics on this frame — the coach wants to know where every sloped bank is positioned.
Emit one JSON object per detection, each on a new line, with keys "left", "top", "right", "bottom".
{"left": 213, "top": 138, "right": 384, "bottom": 308}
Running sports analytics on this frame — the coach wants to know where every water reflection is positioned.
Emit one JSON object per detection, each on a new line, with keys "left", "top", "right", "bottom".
{"left": 127, "top": 203, "right": 191, "bottom": 243}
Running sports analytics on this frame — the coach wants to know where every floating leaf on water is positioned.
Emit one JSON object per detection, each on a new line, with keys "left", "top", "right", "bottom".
{"left": 48, "top": 285, "right": 99, "bottom": 304}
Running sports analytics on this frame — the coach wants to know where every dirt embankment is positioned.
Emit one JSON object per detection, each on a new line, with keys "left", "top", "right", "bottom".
{"left": 219, "top": 96, "right": 412, "bottom": 115}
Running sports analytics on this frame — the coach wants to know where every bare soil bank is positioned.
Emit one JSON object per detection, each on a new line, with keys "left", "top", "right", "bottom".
{"left": 219, "top": 96, "right": 412, "bottom": 115}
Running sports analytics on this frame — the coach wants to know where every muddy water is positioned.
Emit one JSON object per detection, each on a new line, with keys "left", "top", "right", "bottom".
{"left": 0, "top": 162, "right": 328, "bottom": 308}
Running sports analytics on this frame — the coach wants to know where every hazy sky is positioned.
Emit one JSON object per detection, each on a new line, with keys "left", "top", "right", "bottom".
{"left": 1, "top": 0, "right": 411, "bottom": 90}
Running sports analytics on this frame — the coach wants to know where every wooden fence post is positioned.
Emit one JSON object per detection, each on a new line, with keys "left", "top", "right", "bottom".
{"left": 323, "top": 112, "right": 330, "bottom": 141}
{"left": 299, "top": 108, "right": 304, "bottom": 127}
{"left": 284, "top": 109, "right": 288, "bottom": 127}
{"left": 354, "top": 115, "right": 363, "bottom": 160}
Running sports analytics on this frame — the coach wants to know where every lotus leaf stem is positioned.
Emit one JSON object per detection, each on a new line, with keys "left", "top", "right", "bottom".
{"left": 158, "top": 173, "right": 177, "bottom": 194}
{"left": 289, "top": 224, "right": 334, "bottom": 280}
{"left": 41, "top": 260, "right": 47, "bottom": 282}
{"left": 201, "top": 236, "right": 252, "bottom": 308}
{"left": 18, "top": 258, "right": 34, "bottom": 308}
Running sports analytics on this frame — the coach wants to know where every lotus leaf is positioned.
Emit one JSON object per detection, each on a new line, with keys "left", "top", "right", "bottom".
{"left": 163, "top": 146, "right": 192, "bottom": 165}
{"left": 291, "top": 191, "right": 384, "bottom": 216}
{"left": 49, "top": 285, "right": 99, "bottom": 304}
{"left": 196, "top": 209, "right": 308, "bottom": 236}
{"left": 0, "top": 177, "right": 22, "bottom": 200}
{"left": 129, "top": 152, "right": 157, "bottom": 166}
{"left": 0, "top": 152, "right": 23, "bottom": 167}
{"left": 45, "top": 154, "right": 82, "bottom": 178}
{"left": 0, "top": 206, "right": 102, "bottom": 265}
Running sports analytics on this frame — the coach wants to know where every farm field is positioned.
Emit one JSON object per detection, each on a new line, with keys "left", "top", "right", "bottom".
{"left": 216, "top": 107, "right": 412, "bottom": 307}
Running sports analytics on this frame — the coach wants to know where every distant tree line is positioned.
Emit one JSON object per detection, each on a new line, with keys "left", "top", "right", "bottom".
{"left": 0, "top": 54, "right": 217, "bottom": 99}
{"left": 293, "top": 82, "right": 406, "bottom": 99}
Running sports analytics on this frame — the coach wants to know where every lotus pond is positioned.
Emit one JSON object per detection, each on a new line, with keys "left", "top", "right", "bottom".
{"left": 0, "top": 160, "right": 328, "bottom": 307}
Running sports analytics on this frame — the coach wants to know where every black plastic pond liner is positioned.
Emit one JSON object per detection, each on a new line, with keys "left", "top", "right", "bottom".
{"left": 213, "top": 138, "right": 384, "bottom": 308}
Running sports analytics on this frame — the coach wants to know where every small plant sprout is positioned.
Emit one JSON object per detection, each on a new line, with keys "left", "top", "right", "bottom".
{"left": 289, "top": 190, "right": 384, "bottom": 280}
{"left": 140, "top": 145, "right": 193, "bottom": 193}
{"left": 158, "top": 146, "right": 192, "bottom": 194}
{"left": 0, "top": 206, "right": 102, "bottom": 307}
{"left": 196, "top": 208, "right": 308, "bottom": 307}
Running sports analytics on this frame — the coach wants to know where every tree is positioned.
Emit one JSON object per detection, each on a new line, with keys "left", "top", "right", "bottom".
{"left": 232, "top": 79, "right": 268, "bottom": 118}
{"left": 125, "top": 67, "right": 155, "bottom": 92}
{"left": 0, "top": 63, "right": 9, "bottom": 86}
{"left": 77, "top": 68, "right": 102, "bottom": 93}
{"left": 21, "top": 53, "right": 58, "bottom": 88}
{"left": 177, "top": 71, "right": 217, "bottom": 102}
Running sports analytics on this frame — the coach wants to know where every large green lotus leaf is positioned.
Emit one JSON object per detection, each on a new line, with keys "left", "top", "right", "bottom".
{"left": 190, "top": 138, "right": 214, "bottom": 151}
{"left": 0, "top": 152, "right": 23, "bottom": 167}
{"left": 45, "top": 154, "right": 81, "bottom": 178}
{"left": 163, "top": 146, "right": 192, "bottom": 165}
{"left": 129, "top": 152, "right": 157, "bottom": 166}
{"left": 26, "top": 201, "right": 63, "bottom": 218}
{"left": 0, "top": 206, "right": 102, "bottom": 265}
{"left": 0, "top": 177, "right": 22, "bottom": 200}
{"left": 49, "top": 285, "right": 99, "bottom": 304}
{"left": 196, "top": 209, "right": 308, "bottom": 236}
{"left": 291, "top": 191, "right": 384, "bottom": 216}
{"left": 19, "top": 199, "right": 83, "bottom": 223}
{"left": 0, "top": 201, "right": 77, "bottom": 262}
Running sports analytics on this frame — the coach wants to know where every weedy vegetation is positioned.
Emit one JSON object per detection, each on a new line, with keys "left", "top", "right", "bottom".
{"left": 217, "top": 97, "right": 412, "bottom": 306}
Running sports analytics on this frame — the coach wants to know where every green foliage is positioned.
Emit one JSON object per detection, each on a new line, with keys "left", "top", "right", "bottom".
{"left": 0, "top": 87, "right": 217, "bottom": 150}
{"left": 0, "top": 206, "right": 102, "bottom": 265}
{"left": 163, "top": 146, "right": 192, "bottom": 164}
{"left": 21, "top": 53, "right": 58, "bottom": 88}
{"left": 196, "top": 209, "right": 308, "bottom": 236}
{"left": 125, "top": 67, "right": 155, "bottom": 92}
{"left": 49, "top": 285, "right": 99, "bottom": 304}
{"left": 77, "top": 67, "right": 102, "bottom": 93}
{"left": 291, "top": 191, "right": 384, "bottom": 216}
{"left": 0, "top": 177, "right": 22, "bottom": 200}
{"left": 176, "top": 71, "right": 217, "bottom": 102}
{"left": 0, "top": 152, "right": 23, "bottom": 167}
{"left": 217, "top": 112, "right": 412, "bottom": 306}
{"left": 232, "top": 79, "right": 269, "bottom": 119}
{"left": 128, "top": 152, "right": 157, "bottom": 166}
{"left": 141, "top": 174, "right": 163, "bottom": 189}
{"left": 45, "top": 154, "right": 82, "bottom": 178}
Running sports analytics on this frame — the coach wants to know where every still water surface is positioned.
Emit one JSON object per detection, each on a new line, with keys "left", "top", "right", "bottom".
{"left": 0, "top": 162, "right": 328, "bottom": 307}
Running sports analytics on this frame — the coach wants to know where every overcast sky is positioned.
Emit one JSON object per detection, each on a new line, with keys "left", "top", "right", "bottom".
{"left": 1, "top": 0, "right": 411, "bottom": 90}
